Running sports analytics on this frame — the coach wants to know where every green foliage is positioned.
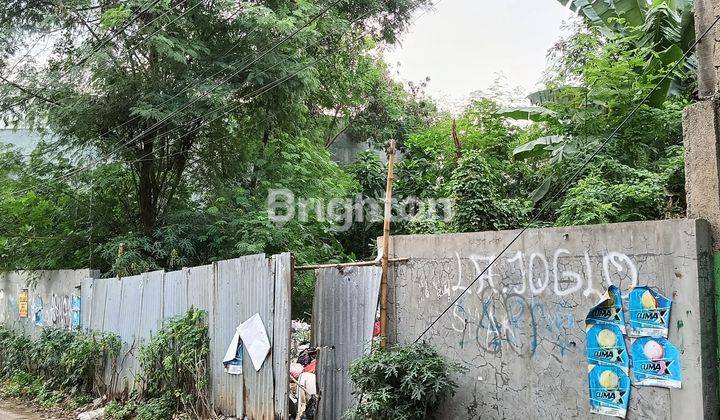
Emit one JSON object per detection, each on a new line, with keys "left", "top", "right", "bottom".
{"left": 135, "top": 396, "right": 175, "bottom": 420}
{"left": 337, "top": 151, "right": 386, "bottom": 259}
{"left": 293, "top": 271, "right": 317, "bottom": 320}
{"left": 105, "top": 400, "right": 138, "bottom": 420}
{"left": 451, "top": 151, "right": 532, "bottom": 232}
{"left": 0, "top": 325, "right": 120, "bottom": 407}
{"left": 348, "top": 343, "right": 463, "bottom": 420}
{"left": 137, "top": 308, "right": 210, "bottom": 419}
{"left": 0, "top": 0, "right": 431, "bottom": 275}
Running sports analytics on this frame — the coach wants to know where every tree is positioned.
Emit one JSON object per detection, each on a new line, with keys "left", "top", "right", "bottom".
{"left": 0, "top": 0, "right": 431, "bottom": 235}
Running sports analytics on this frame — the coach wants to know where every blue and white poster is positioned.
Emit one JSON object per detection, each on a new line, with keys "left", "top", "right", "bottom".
{"left": 71, "top": 294, "right": 81, "bottom": 329}
{"left": 631, "top": 337, "right": 682, "bottom": 389}
{"left": 586, "top": 285, "right": 626, "bottom": 334}
{"left": 588, "top": 365, "right": 631, "bottom": 418}
{"left": 222, "top": 327, "right": 244, "bottom": 375}
{"left": 628, "top": 286, "right": 671, "bottom": 338}
{"left": 586, "top": 324, "right": 629, "bottom": 373}
{"left": 32, "top": 296, "right": 44, "bottom": 327}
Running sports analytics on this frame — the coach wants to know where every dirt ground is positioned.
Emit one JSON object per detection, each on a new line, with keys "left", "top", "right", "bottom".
{"left": 0, "top": 399, "right": 61, "bottom": 420}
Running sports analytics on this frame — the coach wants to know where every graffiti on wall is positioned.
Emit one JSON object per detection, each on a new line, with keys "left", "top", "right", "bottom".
{"left": 413, "top": 249, "right": 640, "bottom": 359}
{"left": 49, "top": 293, "right": 72, "bottom": 328}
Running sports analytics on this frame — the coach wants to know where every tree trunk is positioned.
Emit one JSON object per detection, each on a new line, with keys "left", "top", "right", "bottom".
{"left": 137, "top": 137, "right": 156, "bottom": 235}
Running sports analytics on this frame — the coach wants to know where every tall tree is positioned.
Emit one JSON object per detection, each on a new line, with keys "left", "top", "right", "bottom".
{"left": 0, "top": 0, "right": 430, "bottom": 234}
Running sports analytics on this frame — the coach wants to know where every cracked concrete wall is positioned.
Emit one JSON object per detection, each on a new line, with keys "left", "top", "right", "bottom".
{"left": 387, "top": 219, "right": 718, "bottom": 419}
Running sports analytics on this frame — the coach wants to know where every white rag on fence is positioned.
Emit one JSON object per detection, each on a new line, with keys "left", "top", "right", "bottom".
{"left": 222, "top": 313, "right": 271, "bottom": 372}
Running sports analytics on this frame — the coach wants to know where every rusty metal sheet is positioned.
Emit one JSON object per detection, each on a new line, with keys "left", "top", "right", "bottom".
{"left": 313, "top": 266, "right": 382, "bottom": 420}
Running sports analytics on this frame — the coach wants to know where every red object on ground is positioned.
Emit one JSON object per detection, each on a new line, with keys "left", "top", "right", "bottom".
{"left": 373, "top": 321, "right": 381, "bottom": 336}
{"left": 304, "top": 359, "right": 317, "bottom": 373}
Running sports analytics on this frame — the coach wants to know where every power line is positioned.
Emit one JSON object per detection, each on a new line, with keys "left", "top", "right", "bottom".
{"left": 412, "top": 13, "right": 720, "bottom": 344}
{"left": 1, "top": 4, "right": 248, "bottom": 150}
{"left": 0, "top": 0, "right": 436, "bottom": 212}
{"left": 4, "top": 0, "right": 344, "bottom": 166}
{"left": 0, "top": 0, "right": 390, "bottom": 199}
{"left": 0, "top": 0, "right": 192, "bottom": 113}
{"left": 74, "top": 0, "right": 166, "bottom": 67}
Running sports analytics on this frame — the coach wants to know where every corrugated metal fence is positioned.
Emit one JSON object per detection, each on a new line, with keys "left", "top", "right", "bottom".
{"left": 82, "top": 253, "right": 291, "bottom": 418}
{"left": 0, "top": 256, "right": 383, "bottom": 419}
{"left": 312, "top": 266, "right": 381, "bottom": 420}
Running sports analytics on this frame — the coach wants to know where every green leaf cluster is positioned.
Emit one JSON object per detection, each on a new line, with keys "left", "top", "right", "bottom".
{"left": 348, "top": 343, "right": 464, "bottom": 420}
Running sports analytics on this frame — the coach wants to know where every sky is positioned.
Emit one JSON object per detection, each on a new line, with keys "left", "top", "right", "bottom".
{"left": 383, "top": 0, "right": 575, "bottom": 110}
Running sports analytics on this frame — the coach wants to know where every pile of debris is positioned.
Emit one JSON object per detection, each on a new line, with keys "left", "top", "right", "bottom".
{"left": 289, "top": 320, "right": 317, "bottom": 420}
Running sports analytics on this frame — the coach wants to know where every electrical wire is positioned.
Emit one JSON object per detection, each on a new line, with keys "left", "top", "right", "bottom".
{"left": 0, "top": 0, "right": 436, "bottom": 245}
{"left": 412, "top": 13, "right": 720, "bottom": 344}
{"left": 0, "top": 0, "right": 201, "bottom": 114}
{"left": 0, "top": 0, "right": 417, "bottom": 199}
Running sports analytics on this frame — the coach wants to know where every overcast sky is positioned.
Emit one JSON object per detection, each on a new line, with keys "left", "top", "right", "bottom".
{"left": 384, "top": 0, "right": 575, "bottom": 109}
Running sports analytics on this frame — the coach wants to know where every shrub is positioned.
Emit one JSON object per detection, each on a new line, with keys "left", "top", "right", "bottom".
{"left": 105, "top": 400, "right": 137, "bottom": 420}
{"left": 0, "top": 326, "right": 119, "bottom": 396}
{"left": 137, "top": 308, "right": 210, "bottom": 419}
{"left": 451, "top": 151, "right": 531, "bottom": 233}
{"left": 348, "top": 343, "right": 463, "bottom": 420}
{"left": 0, "top": 326, "right": 119, "bottom": 411}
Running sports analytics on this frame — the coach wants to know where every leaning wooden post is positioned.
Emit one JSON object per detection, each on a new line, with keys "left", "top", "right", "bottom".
{"left": 380, "top": 139, "right": 396, "bottom": 348}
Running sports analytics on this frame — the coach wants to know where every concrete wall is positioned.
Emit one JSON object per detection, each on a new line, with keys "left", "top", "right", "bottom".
{"left": 388, "top": 219, "right": 718, "bottom": 419}
{"left": 0, "top": 269, "right": 96, "bottom": 337}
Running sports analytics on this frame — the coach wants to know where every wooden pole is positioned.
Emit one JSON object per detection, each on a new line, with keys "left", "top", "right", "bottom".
{"left": 380, "top": 139, "right": 396, "bottom": 348}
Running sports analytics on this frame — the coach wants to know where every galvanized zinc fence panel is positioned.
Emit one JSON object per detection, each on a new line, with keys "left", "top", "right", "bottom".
{"left": 161, "top": 269, "right": 186, "bottom": 320}
{"left": 115, "top": 275, "right": 143, "bottom": 391}
{"left": 210, "top": 258, "right": 245, "bottom": 415}
{"left": 273, "top": 253, "right": 292, "bottom": 419}
{"left": 1, "top": 255, "right": 291, "bottom": 419}
{"left": 312, "top": 266, "right": 382, "bottom": 420}
{"left": 81, "top": 254, "right": 292, "bottom": 419}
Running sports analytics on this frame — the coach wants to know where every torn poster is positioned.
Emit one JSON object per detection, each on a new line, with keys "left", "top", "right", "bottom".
{"left": 586, "top": 285, "right": 626, "bottom": 334}
{"left": 71, "top": 294, "right": 81, "bottom": 329}
{"left": 631, "top": 337, "right": 682, "bottom": 388}
{"left": 628, "top": 286, "right": 671, "bottom": 338}
{"left": 586, "top": 324, "right": 629, "bottom": 373}
{"left": 32, "top": 296, "right": 44, "bottom": 327}
{"left": 238, "top": 313, "right": 271, "bottom": 372}
{"left": 18, "top": 289, "right": 28, "bottom": 318}
{"left": 588, "top": 365, "right": 630, "bottom": 418}
{"left": 222, "top": 328, "right": 243, "bottom": 375}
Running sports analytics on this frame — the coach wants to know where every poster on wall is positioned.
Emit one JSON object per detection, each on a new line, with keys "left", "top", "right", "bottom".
{"left": 18, "top": 289, "right": 28, "bottom": 318}
{"left": 628, "top": 287, "right": 671, "bottom": 338}
{"left": 586, "top": 285, "right": 626, "bottom": 333}
{"left": 586, "top": 324, "right": 629, "bottom": 373}
{"left": 222, "top": 327, "right": 244, "bottom": 375}
{"left": 631, "top": 337, "right": 682, "bottom": 388}
{"left": 588, "top": 365, "right": 631, "bottom": 418}
{"left": 32, "top": 296, "right": 44, "bottom": 326}
{"left": 71, "top": 295, "right": 81, "bottom": 329}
